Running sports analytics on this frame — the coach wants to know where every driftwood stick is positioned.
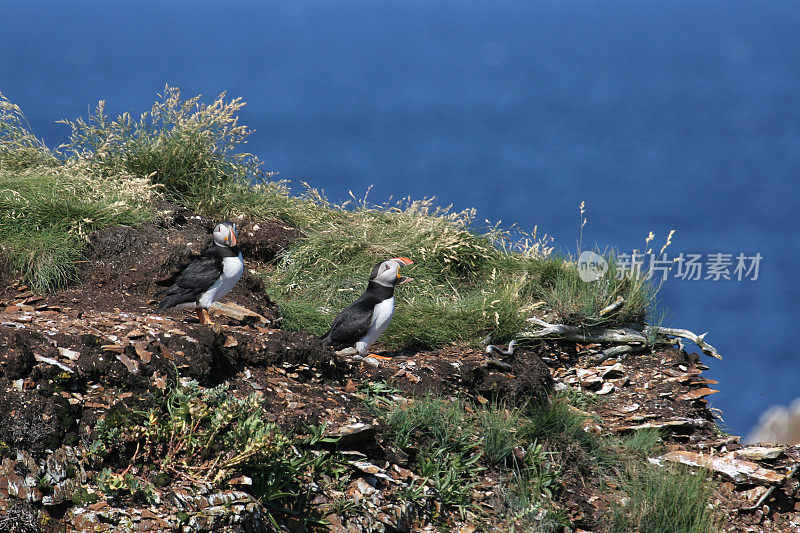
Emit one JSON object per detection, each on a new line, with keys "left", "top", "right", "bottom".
{"left": 599, "top": 297, "right": 625, "bottom": 317}
{"left": 519, "top": 318, "right": 722, "bottom": 360}
{"left": 646, "top": 326, "right": 723, "bottom": 360}
{"left": 591, "top": 344, "right": 646, "bottom": 364}
{"left": 522, "top": 317, "right": 648, "bottom": 344}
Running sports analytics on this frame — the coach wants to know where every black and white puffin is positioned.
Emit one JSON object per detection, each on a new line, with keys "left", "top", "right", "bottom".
{"left": 321, "top": 257, "right": 413, "bottom": 356}
{"left": 156, "top": 222, "right": 244, "bottom": 324}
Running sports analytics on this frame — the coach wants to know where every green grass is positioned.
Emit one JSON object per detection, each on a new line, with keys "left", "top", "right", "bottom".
{"left": 1, "top": 86, "right": 663, "bottom": 344}
{"left": 522, "top": 397, "right": 603, "bottom": 461}
{"left": 383, "top": 396, "right": 574, "bottom": 519}
{"left": 609, "top": 464, "right": 719, "bottom": 533}
{"left": 388, "top": 395, "right": 474, "bottom": 451}
{"left": 500, "top": 442, "right": 564, "bottom": 531}
{"left": 0, "top": 166, "right": 152, "bottom": 290}
{"left": 621, "top": 428, "right": 663, "bottom": 456}
{"left": 479, "top": 404, "right": 524, "bottom": 465}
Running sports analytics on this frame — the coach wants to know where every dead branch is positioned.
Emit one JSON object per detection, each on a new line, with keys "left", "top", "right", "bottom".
{"left": 521, "top": 317, "right": 648, "bottom": 344}
{"left": 519, "top": 317, "right": 722, "bottom": 359}
{"left": 645, "top": 326, "right": 723, "bottom": 359}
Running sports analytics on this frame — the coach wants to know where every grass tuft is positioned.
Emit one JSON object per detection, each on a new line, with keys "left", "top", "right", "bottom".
{"left": 0, "top": 166, "right": 153, "bottom": 290}
{"left": 609, "top": 464, "right": 719, "bottom": 533}
{"left": 621, "top": 428, "right": 663, "bottom": 456}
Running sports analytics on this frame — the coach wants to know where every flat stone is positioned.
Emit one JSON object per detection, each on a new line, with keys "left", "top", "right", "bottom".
{"left": 740, "top": 485, "right": 769, "bottom": 504}
{"left": 116, "top": 353, "right": 140, "bottom": 374}
{"left": 352, "top": 461, "right": 381, "bottom": 475}
{"left": 735, "top": 446, "right": 784, "bottom": 462}
{"left": 577, "top": 369, "right": 603, "bottom": 390}
{"left": 659, "top": 450, "right": 786, "bottom": 486}
{"left": 58, "top": 347, "right": 80, "bottom": 360}
{"left": 677, "top": 388, "right": 719, "bottom": 401}
{"left": 326, "top": 423, "right": 377, "bottom": 447}
{"left": 596, "top": 382, "right": 616, "bottom": 395}
{"left": 212, "top": 301, "right": 269, "bottom": 325}
{"left": 600, "top": 363, "right": 625, "bottom": 379}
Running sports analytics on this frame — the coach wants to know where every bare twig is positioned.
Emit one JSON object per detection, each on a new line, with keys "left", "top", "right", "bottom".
{"left": 519, "top": 317, "right": 723, "bottom": 359}
{"left": 645, "top": 326, "right": 722, "bottom": 359}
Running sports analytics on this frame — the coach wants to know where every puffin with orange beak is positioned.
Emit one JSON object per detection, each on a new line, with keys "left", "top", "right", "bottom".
{"left": 156, "top": 222, "right": 244, "bottom": 325}
{"left": 321, "top": 257, "right": 413, "bottom": 357}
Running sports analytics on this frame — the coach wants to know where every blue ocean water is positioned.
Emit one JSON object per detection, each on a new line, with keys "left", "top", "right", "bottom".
{"left": 2, "top": 0, "right": 798, "bottom": 437}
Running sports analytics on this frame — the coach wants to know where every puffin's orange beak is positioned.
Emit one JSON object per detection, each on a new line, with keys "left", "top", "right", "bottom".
{"left": 229, "top": 230, "right": 237, "bottom": 246}
{"left": 392, "top": 257, "right": 413, "bottom": 284}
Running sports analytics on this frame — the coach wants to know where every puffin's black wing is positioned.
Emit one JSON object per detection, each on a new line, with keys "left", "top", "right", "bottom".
{"left": 156, "top": 253, "right": 223, "bottom": 310}
{"left": 320, "top": 298, "right": 374, "bottom": 349}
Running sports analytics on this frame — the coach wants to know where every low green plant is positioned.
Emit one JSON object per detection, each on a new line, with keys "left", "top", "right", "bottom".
{"left": 621, "top": 428, "right": 663, "bottom": 456}
{"left": 478, "top": 404, "right": 524, "bottom": 465}
{"left": 522, "top": 398, "right": 601, "bottom": 459}
{"left": 88, "top": 375, "right": 343, "bottom": 529}
{"left": 330, "top": 497, "right": 360, "bottom": 518}
{"left": 357, "top": 381, "right": 402, "bottom": 410}
{"left": 558, "top": 386, "right": 599, "bottom": 411}
{"left": 609, "top": 464, "right": 719, "bottom": 533}
{"left": 388, "top": 395, "right": 473, "bottom": 452}
{"left": 95, "top": 468, "right": 158, "bottom": 504}
{"left": 417, "top": 445, "right": 483, "bottom": 513}
{"left": 70, "top": 487, "right": 100, "bottom": 506}
{"left": 500, "top": 442, "right": 563, "bottom": 531}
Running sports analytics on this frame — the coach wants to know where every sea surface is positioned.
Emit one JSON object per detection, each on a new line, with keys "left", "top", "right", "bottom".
{"left": 2, "top": 0, "right": 799, "bottom": 437}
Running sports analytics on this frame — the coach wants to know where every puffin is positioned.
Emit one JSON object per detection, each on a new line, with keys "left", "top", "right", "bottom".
{"left": 321, "top": 257, "right": 413, "bottom": 357}
{"left": 156, "top": 222, "right": 244, "bottom": 324}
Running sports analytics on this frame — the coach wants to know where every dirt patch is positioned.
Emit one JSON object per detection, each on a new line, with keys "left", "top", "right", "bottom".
{"left": 0, "top": 328, "right": 38, "bottom": 380}
{"left": 235, "top": 219, "right": 304, "bottom": 263}
{"left": 351, "top": 345, "right": 554, "bottom": 406}
{"left": 0, "top": 389, "right": 76, "bottom": 458}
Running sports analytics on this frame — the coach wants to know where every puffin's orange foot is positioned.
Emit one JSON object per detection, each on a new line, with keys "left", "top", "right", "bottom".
{"left": 366, "top": 353, "right": 392, "bottom": 360}
{"left": 196, "top": 308, "right": 215, "bottom": 325}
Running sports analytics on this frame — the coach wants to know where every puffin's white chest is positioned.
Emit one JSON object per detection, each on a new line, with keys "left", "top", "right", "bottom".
{"left": 198, "top": 252, "right": 244, "bottom": 308}
{"left": 356, "top": 297, "right": 395, "bottom": 355}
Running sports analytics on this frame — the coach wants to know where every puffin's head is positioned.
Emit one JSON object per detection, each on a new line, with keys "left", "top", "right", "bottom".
{"left": 212, "top": 222, "right": 238, "bottom": 247}
{"left": 370, "top": 257, "right": 414, "bottom": 287}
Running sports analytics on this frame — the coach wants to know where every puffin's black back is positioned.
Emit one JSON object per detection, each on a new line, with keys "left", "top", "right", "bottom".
{"left": 320, "top": 277, "right": 395, "bottom": 348}
{"left": 156, "top": 245, "right": 239, "bottom": 310}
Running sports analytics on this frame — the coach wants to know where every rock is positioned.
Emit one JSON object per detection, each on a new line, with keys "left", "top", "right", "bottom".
{"left": 58, "top": 347, "right": 80, "bottom": 360}
{"left": 116, "top": 353, "right": 139, "bottom": 374}
{"left": 600, "top": 363, "right": 625, "bottom": 379}
{"left": 677, "top": 388, "right": 719, "bottom": 401}
{"left": 741, "top": 485, "right": 770, "bottom": 504}
{"left": 326, "top": 423, "right": 377, "bottom": 447}
{"left": 596, "top": 382, "right": 615, "bottom": 395}
{"left": 735, "top": 446, "right": 784, "bottom": 462}
{"left": 212, "top": 302, "right": 269, "bottom": 326}
{"left": 618, "top": 403, "right": 640, "bottom": 414}
{"left": 658, "top": 450, "right": 786, "bottom": 486}
{"left": 577, "top": 369, "right": 602, "bottom": 391}
{"left": 352, "top": 461, "right": 382, "bottom": 475}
